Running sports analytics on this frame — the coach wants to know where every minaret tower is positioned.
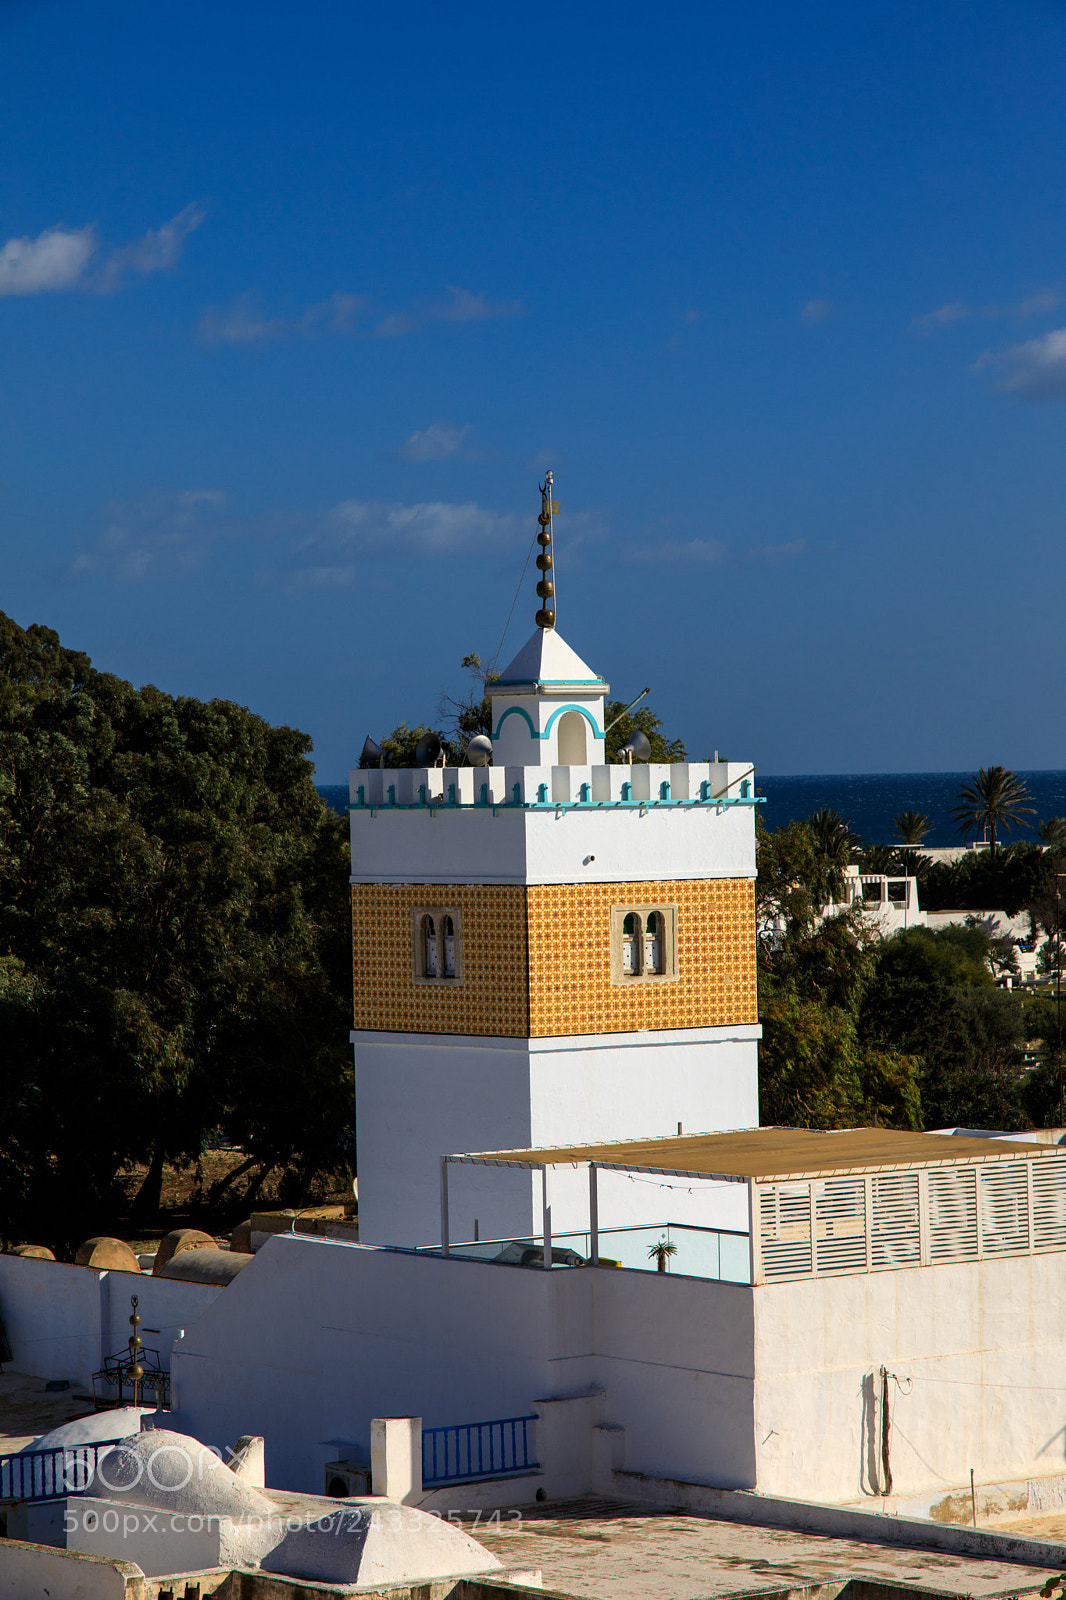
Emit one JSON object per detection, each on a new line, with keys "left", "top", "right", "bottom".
{"left": 349, "top": 477, "right": 761, "bottom": 1247}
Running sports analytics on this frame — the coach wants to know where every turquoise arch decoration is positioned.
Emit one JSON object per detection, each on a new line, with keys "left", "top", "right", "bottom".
{"left": 543, "top": 704, "right": 604, "bottom": 739}
{"left": 492, "top": 703, "right": 605, "bottom": 741}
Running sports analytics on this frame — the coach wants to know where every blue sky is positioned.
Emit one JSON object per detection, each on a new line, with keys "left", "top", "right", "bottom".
{"left": 4, "top": 1, "right": 1066, "bottom": 780}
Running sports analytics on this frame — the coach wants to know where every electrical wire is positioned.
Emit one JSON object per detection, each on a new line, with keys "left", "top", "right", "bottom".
{"left": 488, "top": 527, "right": 539, "bottom": 679}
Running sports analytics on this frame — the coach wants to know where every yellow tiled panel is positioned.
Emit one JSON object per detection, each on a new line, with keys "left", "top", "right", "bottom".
{"left": 352, "top": 883, "right": 529, "bottom": 1036}
{"left": 352, "top": 878, "right": 756, "bottom": 1038}
{"left": 526, "top": 878, "right": 757, "bottom": 1037}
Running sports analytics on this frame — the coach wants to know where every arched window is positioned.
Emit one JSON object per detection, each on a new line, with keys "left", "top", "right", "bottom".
{"left": 421, "top": 914, "right": 437, "bottom": 978}
{"left": 644, "top": 912, "right": 665, "bottom": 974}
{"left": 412, "top": 906, "right": 463, "bottom": 985}
{"left": 622, "top": 912, "right": 640, "bottom": 976}
{"left": 556, "top": 710, "right": 587, "bottom": 766}
{"left": 612, "top": 904, "right": 678, "bottom": 984}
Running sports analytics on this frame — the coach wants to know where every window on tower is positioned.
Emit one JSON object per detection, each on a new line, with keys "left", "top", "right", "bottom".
{"left": 610, "top": 904, "right": 678, "bottom": 984}
{"left": 412, "top": 906, "right": 463, "bottom": 984}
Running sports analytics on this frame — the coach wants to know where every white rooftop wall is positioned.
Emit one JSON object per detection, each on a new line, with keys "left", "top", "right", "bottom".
{"left": 348, "top": 764, "right": 758, "bottom": 885}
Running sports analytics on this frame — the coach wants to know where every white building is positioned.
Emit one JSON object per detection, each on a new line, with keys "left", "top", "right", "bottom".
{"left": 350, "top": 481, "right": 762, "bottom": 1247}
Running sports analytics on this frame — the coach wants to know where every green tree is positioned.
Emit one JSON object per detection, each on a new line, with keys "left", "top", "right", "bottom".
{"left": 0, "top": 612, "right": 354, "bottom": 1250}
{"left": 894, "top": 809, "right": 932, "bottom": 846}
{"left": 1039, "top": 817, "right": 1066, "bottom": 854}
{"left": 952, "top": 766, "right": 1034, "bottom": 858}
{"left": 604, "top": 701, "right": 686, "bottom": 764}
{"left": 859, "top": 925, "right": 1028, "bottom": 1130}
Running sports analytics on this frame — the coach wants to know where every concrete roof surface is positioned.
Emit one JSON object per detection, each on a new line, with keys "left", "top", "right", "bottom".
{"left": 455, "top": 1125, "right": 1050, "bottom": 1181}
{"left": 469, "top": 1500, "right": 1062, "bottom": 1600}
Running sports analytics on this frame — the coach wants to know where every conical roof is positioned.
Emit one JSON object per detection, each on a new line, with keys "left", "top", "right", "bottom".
{"left": 494, "top": 628, "right": 605, "bottom": 687}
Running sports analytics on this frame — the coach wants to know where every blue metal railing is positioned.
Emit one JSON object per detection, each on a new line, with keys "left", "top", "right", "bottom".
{"left": 0, "top": 1439, "right": 125, "bottom": 1503}
{"left": 422, "top": 1415, "right": 539, "bottom": 1485}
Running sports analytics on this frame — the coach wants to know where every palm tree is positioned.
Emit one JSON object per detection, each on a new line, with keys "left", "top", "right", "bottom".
{"left": 952, "top": 767, "right": 1034, "bottom": 859}
{"left": 1039, "top": 818, "right": 1066, "bottom": 856}
{"left": 647, "top": 1236, "right": 678, "bottom": 1273}
{"left": 894, "top": 809, "right": 931, "bottom": 847}
{"left": 805, "top": 808, "right": 859, "bottom": 908}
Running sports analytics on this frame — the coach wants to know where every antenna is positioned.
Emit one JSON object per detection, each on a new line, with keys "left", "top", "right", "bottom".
{"left": 535, "top": 471, "right": 558, "bottom": 630}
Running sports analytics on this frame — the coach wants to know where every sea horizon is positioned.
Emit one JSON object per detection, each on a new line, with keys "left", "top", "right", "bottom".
{"left": 317, "top": 766, "right": 1066, "bottom": 848}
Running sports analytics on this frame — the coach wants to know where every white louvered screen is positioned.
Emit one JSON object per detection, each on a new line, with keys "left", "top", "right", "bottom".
{"left": 1032, "top": 1159, "right": 1066, "bottom": 1251}
{"left": 928, "top": 1167, "right": 979, "bottom": 1262}
{"left": 978, "top": 1161, "right": 1030, "bottom": 1256}
{"left": 759, "top": 1182, "right": 813, "bottom": 1279}
{"left": 870, "top": 1171, "right": 921, "bottom": 1267}
{"left": 815, "top": 1177, "right": 868, "bottom": 1274}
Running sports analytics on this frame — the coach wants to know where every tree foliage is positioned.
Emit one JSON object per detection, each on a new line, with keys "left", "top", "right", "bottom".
{"left": 756, "top": 810, "right": 1055, "bottom": 1134}
{"left": 0, "top": 612, "right": 354, "bottom": 1250}
{"left": 367, "top": 652, "right": 687, "bottom": 767}
{"left": 952, "top": 766, "right": 1035, "bottom": 858}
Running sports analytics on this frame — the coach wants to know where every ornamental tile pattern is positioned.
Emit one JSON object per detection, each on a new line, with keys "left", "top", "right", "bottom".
{"left": 351, "top": 878, "right": 756, "bottom": 1038}
{"left": 352, "top": 883, "right": 529, "bottom": 1036}
{"left": 526, "top": 878, "right": 756, "bottom": 1037}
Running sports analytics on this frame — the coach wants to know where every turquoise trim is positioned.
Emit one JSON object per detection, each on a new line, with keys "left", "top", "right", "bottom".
{"left": 492, "top": 705, "right": 539, "bottom": 739}
{"left": 492, "top": 677, "right": 607, "bottom": 687}
{"left": 350, "top": 795, "right": 765, "bottom": 814}
{"left": 542, "top": 704, "right": 605, "bottom": 739}
{"left": 491, "top": 702, "right": 606, "bottom": 741}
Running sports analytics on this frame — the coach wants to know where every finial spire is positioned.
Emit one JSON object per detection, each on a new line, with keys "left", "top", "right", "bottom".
{"left": 535, "top": 471, "right": 556, "bottom": 629}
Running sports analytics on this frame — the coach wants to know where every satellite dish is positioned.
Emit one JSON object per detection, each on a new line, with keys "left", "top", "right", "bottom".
{"left": 414, "top": 730, "right": 443, "bottom": 767}
{"left": 618, "top": 730, "right": 652, "bottom": 764}
{"left": 360, "top": 735, "right": 384, "bottom": 769}
{"left": 465, "top": 734, "right": 493, "bottom": 767}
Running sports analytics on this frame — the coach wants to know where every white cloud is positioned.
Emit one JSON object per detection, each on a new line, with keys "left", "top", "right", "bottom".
{"left": 914, "top": 289, "right": 1062, "bottom": 333}
{"left": 199, "top": 295, "right": 289, "bottom": 345}
{"left": 913, "top": 300, "right": 971, "bottom": 331}
{"left": 375, "top": 285, "right": 523, "bottom": 338}
{"left": 271, "top": 494, "right": 603, "bottom": 591}
{"left": 0, "top": 224, "right": 98, "bottom": 295}
{"left": 0, "top": 206, "right": 203, "bottom": 298}
{"left": 69, "top": 489, "right": 228, "bottom": 581}
{"left": 95, "top": 203, "right": 205, "bottom": 291}
{"left": 975, "top": 327, "right": 1066, "bottom": 400}
{"left": 199, "top": 284, "right": 518, "bottom": 347}
{"left": 396, "top": 423, "right": 476, "bottom": 462}
{"left": 801, "top": 299, "right": 833, "bottom": 324}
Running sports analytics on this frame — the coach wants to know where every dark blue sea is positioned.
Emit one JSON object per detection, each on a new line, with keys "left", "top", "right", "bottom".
{"left": 317, "top": 771, "right": 1066, "bottom": 848}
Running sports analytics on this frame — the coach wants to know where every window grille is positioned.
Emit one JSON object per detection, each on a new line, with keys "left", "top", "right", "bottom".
{"left": 759, "top": 1182, "right": 812, "bottom": 1279}
{"left": 815, "top": 1177, "right": 867, "bottom": 1274}
{"left": 869, "top": 1172, "right": 921, "bottom": 1266}
{"left": 978, "top": 1161, "right": 1029, "bottom": 1256}
{"left": 927, "top": 1167, "right": 979, "bottom": 1263}
{"left": 1032, "top": 1159, "right": 1066, "bottom": 1251}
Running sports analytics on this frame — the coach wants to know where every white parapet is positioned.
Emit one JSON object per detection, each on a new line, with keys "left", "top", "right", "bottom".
{"left": 371, "top": 1415, "right": 423, "bottom": 1504}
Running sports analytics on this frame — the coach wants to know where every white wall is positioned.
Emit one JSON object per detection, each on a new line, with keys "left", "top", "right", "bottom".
{"left": 354, "top": 1034, "right": 536, "bottom": 1247}
{"left": 549, "top": 1268, "right": 757, "bottom": 1488}
{"left": 0, "top": 1538, "right": 141, "bottom": 1599}
{"left": 0, "top": 1254, "right": 222, "bottom": 1392}
{"left": 171, "top": 1235, "right": 560, "bottom": 1492}
{"left": 350, "top": 781, "right": 757, "bottom": 886}
{"left": 169, "top": 1232, "right": 759, "bottom": 1496}
{"left": 753, "top": 1251, "right": 1066, "bottom": 1503}
{"left": 355, "top": 1028, "right": 760, "bottom": 1247}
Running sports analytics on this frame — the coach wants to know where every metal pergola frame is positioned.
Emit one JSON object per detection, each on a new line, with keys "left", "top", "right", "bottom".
{"left": 439, "top": 1152, "right": 750, "bottom": 1273}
